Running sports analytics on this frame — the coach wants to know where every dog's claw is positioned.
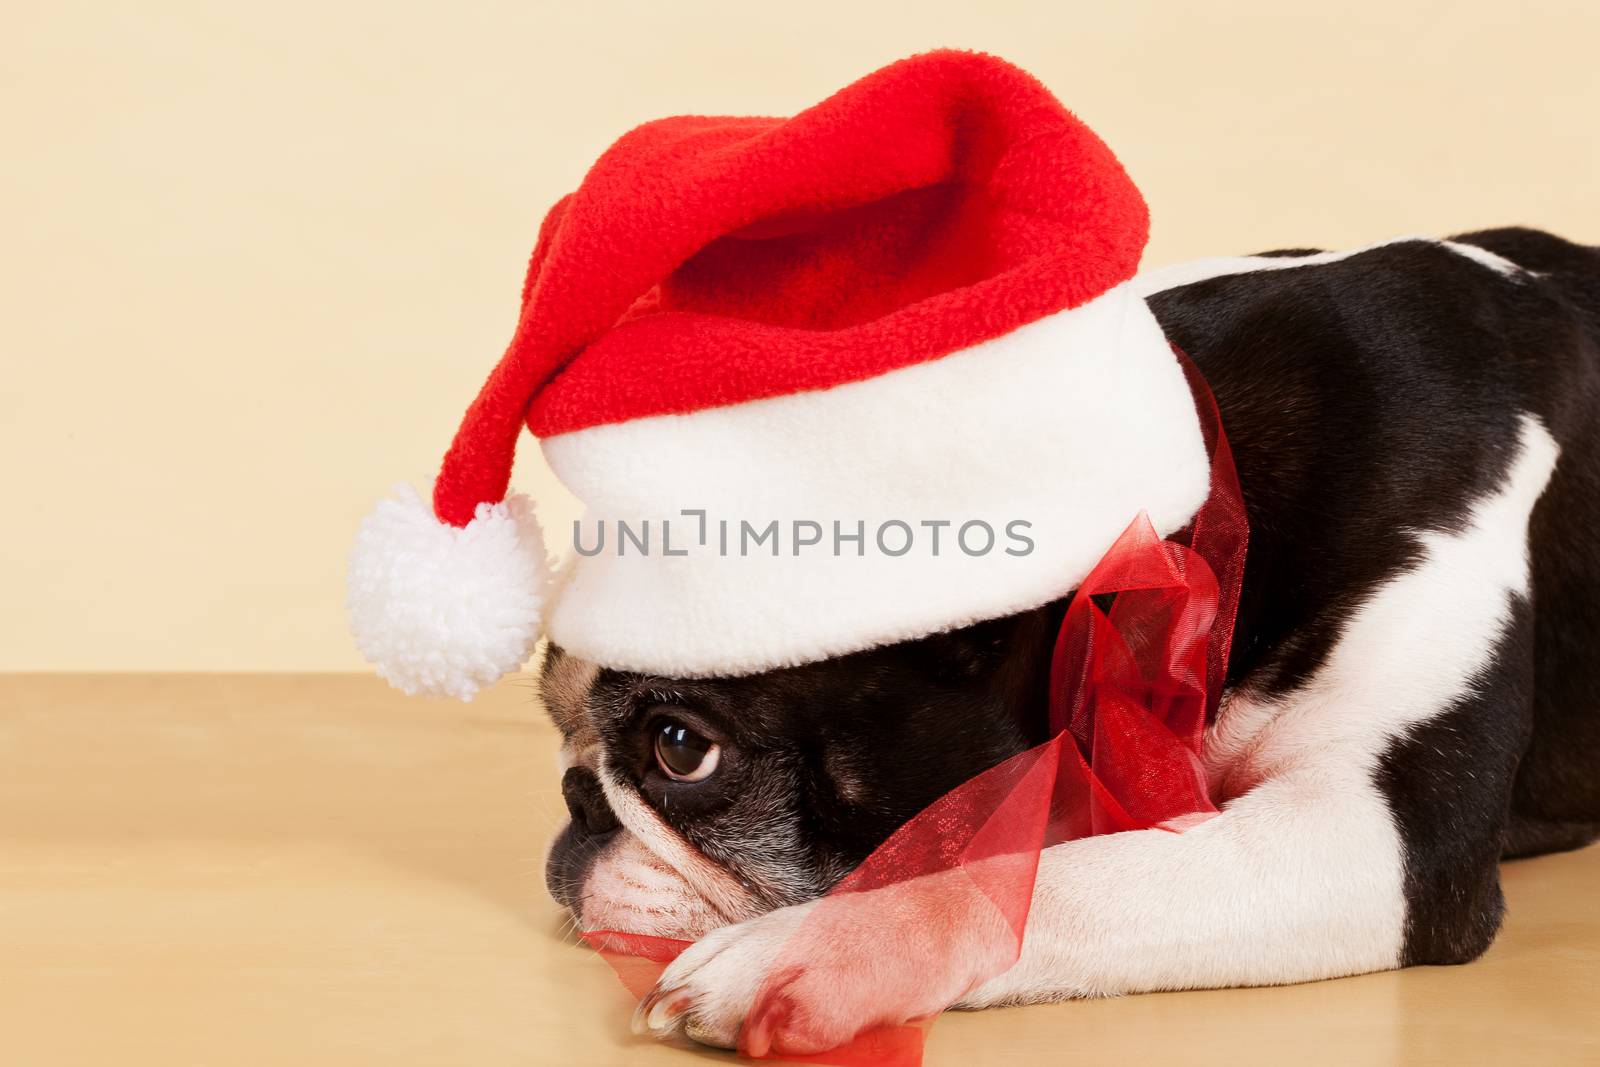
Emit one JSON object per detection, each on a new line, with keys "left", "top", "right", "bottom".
{"left": 684, "top": 1015, "right": 738, "bottom": 1049}
{"left": 740, "top": 994, "right": 786, "bottom": 1058}
{"left": 632, "top": 984, "right": 691, "bottom": 1036}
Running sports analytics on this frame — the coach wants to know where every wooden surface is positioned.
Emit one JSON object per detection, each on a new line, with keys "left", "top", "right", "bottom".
{"left": 2, "top": 674, "right": 1596, "bottom": 1065}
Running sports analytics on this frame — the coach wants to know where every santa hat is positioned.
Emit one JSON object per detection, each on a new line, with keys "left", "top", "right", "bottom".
{"left": 347, "top": 50, "right": 1211, "bottom": 700}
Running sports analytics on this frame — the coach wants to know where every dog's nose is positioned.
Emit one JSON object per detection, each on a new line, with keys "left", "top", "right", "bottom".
{"left": 561, "top": 765, "right": 620, "bottom": 838}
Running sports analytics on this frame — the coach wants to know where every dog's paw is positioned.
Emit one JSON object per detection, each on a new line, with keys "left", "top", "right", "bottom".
{"left": 632, "top": 876, "right": 1016, "bottom": 1055}
{"left": 632, "top": 902, "right": 809, "bottom": 1050}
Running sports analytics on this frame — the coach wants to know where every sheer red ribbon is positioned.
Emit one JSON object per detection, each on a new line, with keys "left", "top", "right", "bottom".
{"left": 585, "top": 355, "right": 1248, "bottom": 1065}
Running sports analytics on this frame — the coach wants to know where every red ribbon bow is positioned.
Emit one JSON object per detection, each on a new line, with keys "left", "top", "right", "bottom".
{"left": 587, "top": 355, "right": 1248, "bottom": 1065}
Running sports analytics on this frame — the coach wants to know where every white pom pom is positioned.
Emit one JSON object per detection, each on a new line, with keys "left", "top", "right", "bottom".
{"left": 347, "top": 485, "right": 549, "bottom": 701}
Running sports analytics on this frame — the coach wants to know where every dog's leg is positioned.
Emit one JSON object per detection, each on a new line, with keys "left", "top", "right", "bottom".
{"left": 964, "top": 709, "right": 1514, "bottom": 1007}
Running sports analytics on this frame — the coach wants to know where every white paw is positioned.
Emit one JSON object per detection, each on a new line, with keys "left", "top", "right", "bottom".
{"left": 632, "top": 901, "right": 811, "bottom": 1050}
{"left": 632, "top": 874, "right": 1016, "bottom": 1055}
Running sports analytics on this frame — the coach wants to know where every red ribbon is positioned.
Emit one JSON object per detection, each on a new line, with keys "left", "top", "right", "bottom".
{"left": 586, "top": 354, "right": 1248, "bottom": 1064}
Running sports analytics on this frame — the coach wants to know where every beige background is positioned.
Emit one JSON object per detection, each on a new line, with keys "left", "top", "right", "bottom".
{"left": 4, "top": 0, "right": 1598, "bottom": 671}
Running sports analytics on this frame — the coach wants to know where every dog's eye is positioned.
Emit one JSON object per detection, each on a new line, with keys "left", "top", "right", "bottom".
{"left": 654, "top": 720, "right": 721, "bottom": 782}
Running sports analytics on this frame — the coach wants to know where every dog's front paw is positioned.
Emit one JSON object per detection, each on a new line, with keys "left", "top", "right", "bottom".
{"left": 632, "top": 876, "right": 1015, "bottom": 1055}
{"left": 632, "top": 901, "right": 810, "bottom": 1050}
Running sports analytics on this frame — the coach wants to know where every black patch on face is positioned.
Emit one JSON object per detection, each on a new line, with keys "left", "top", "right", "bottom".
{"left": 572, "top": 606, "right": 1063, "bottom": 908}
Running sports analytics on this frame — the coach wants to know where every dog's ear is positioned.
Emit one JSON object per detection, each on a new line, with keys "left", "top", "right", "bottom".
{"left": 538, "top": 644, "right": 601, "bottom": 744}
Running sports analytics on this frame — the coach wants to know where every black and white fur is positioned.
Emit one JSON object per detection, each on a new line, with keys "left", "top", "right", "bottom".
{"left": 542, "top": 228, "right": 1600, "bottom": 1052}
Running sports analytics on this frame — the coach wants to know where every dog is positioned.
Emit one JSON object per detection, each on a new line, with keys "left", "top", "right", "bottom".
{"left": 541, "top": 227, "right": 1600, "bottom": 1052}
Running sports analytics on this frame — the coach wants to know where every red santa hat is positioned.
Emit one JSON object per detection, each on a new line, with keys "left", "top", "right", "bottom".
{"left": 347, "top": 50, "right": 1211, "bottom": 700}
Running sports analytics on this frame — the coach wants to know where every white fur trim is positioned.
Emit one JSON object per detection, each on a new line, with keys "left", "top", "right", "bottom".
{"left": 346, "top": 485, "right": 549, "bottom": 700}
{"left": 541, "top": 281, "right": 1211, "bottom": 677}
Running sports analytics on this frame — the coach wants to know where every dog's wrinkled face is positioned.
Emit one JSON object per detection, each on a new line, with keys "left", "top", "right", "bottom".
{"left": 542, "top": 606, "right": 1061, "bottom": 938}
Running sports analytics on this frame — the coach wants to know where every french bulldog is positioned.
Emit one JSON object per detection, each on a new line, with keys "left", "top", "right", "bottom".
{"left": 543, "top": 227, "right": 1600, "bottom": 1053}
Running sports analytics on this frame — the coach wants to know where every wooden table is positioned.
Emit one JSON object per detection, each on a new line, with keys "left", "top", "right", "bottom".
{"left": 3, "top": 675, "right": 1595, "bottom": 1065}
